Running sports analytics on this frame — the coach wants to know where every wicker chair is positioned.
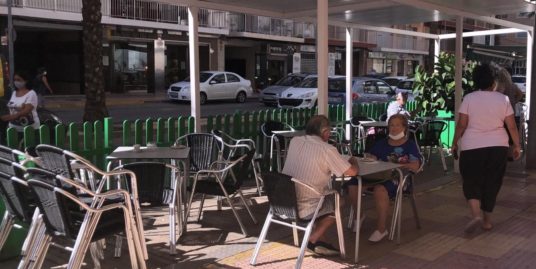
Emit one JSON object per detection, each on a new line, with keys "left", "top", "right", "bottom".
{"left": 260, "top": 120, "right": 294, "bottom": 172}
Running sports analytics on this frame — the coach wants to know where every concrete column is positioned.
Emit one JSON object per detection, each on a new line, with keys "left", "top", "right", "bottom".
{"left": 454, "top": 16, "right": 463, "bottom": 172}
{"left": 154, "top": 38, "right": 166, "bottom": 92}
{"left": 526, "top": 31, "right": 532, "bottom": 120}
{"left": 434, "top": 38, "right": 440, "bottom": 68}
{"left": 317, "top": 0, "right": 328, "bottom": 116}
{"left": 188, "top": 6, "right": 201, "bottom": 132}
{"left": 217, "top": 39, "right": 225, "bottom": 71}
{"left": 345, "top": 27, "right": 353, "bottom": 140}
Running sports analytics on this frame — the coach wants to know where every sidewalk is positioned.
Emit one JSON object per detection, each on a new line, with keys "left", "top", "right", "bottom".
{"left": 2, "top": 155, "right": 533, "bottom": 269}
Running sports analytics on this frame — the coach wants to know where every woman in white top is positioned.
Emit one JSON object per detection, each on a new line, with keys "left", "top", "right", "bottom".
{"left": 451, "top": 63, "right": 520, "bottom": 233}
{"left": 1, "top": 72, "right": 40, "bottom": 133}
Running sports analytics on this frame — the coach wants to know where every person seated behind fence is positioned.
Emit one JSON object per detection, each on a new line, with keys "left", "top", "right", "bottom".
{"left": 344, "top": 114, "right": 421, "bottom": 242}
{"left": 1, "top": 71, "right": 40, "bottom": 135}
{"left": 386, "top": 92, "right": 411, "bottom": 121}
{"left": 282, "top": 115, "right": 359, "bottom": 256}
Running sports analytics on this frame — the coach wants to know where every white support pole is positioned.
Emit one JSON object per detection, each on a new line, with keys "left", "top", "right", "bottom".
{"left": 188, "top": 6, "right": 201, "bottom": 132}
{"left": 345, "top": 27, "right": 353, "bottom": 140}
{"left": 434, "top": 38, "right": 440, "bottom": 68}
{"left": 454, "top": 16, "right": 463, "bottom": 173}
{"left": 526, "top": 31, "right": 532, "bottom": 120}
{"left": 317, "top": 0, "right": 328, "bottom": 116}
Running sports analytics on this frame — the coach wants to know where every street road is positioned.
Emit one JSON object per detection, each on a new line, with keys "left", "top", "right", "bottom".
{"left": 50, "top": 98, "right": 271, "bottom": 123}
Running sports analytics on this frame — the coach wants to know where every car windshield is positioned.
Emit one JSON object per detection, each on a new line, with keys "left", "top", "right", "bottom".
{"left": 328, "top": 79, "right": 347, "bottom": 92}
{"left": 296, "top": 77, "right": 317, "bottom": 88}
{"left": 512, "top": 76, "right": 526, "bottom": 83}
{"left": 396, "top": 80, "right": 414, "bottom": 90}
{"left": 383, "top": 78, "right": 401, "bottom": 86}
{"left": 183, "top": 72, "right": 214, "bottom": 83}
{"left": 275, "top": 75, "right": 303, "bottom": 86}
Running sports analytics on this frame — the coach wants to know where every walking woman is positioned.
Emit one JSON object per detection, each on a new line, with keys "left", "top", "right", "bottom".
{"left": 1, "top": 71, "right": 40, "bottom": 134}
{"left": 451, "top": 63, "right": 520, "bottom": 233}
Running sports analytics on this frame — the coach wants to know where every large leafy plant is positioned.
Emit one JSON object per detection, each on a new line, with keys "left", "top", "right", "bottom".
{"left": 413, "top": 52, "right": 476, "bottom": 116}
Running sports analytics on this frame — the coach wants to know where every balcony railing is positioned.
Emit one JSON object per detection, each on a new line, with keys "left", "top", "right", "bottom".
{"left": 228, "top": 13, "right": 314, "bottom": 38}
{"left": 6, "top": 0, "right": 227, "bottom": 29}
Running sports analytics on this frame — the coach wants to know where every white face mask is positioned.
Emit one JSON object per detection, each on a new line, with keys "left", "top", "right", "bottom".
{"left": 14, "top": 81, "right": 26, "bottom": 89}
{"left": 389, "top": 131, "right": 405, "bottom": 140}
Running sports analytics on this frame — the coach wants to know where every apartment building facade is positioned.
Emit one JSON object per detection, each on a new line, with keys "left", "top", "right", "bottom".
{"left": 0, "top": 0, "right": 430, "bottom": 95}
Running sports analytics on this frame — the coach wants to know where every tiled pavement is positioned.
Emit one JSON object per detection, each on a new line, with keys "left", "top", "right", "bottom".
{"left": 1, "top": 156, "right": 535, "bottom": 269}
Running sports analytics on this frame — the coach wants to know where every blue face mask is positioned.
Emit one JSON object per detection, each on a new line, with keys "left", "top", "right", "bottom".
{"left": 14, "top": 81, "right": 26, "bottom": 89}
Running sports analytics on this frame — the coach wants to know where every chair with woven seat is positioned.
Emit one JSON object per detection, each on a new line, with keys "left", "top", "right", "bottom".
{"left": 212, "top": 129, "right": 264, "bottom": 196}
{"left": 250, "top": 171, "right": 345, "bottom": 269}
{"left": 23, "top": 167, "right": 146, "bottom": 269}
{"left": 112, "top": 162, "right": 182, "bottom": 255}
{"left": 185, "top": 149, "right": 257, "bottom": 236}
{"left": 174, "top": 133, "right": 223, "bottom": 174}
{"left": 260, "top": 120, "right": 295, "bottom": 172}
{"left": 349, "top": 116, "right": 375, "bottom": 155}
{"left": 417, "top": 120, "right": 448, "bottom": 172}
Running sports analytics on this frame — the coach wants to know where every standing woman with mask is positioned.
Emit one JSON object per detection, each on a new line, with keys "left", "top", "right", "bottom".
{"left": 1, "top": 72, "right": 40, "bottom": 134}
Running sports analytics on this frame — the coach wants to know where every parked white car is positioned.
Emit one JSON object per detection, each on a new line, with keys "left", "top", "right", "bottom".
{"left": 512, "top": 75, "right": 526, "bottom": 93}
{"left": 278, "top": 75, "right": 345, "bottom": 109}
{"left": 167, "top": 71, "right": 253, "bottom": 104}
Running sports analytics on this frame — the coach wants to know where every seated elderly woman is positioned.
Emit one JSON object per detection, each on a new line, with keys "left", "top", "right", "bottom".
{"left": 345, "top": 114, "right": 422, "bottom": 242}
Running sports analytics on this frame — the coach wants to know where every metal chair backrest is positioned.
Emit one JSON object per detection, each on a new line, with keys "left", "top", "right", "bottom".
{"left": 117, "top": 162, "right": 169, "bottom": 206}
{"left": 184, "top": 133, "right": 222, "bottom": 172}
{"left": 0, "top": 165, "right": 33, "bottom": 223}
{"left": 229, "top": 149, "right": 256, "bottom": 189}
{"left": 262, "top": 172, "right": 299, "bottom": 222}
{"left": 419, "top": 120, "right": 447, "bottom": 147}
{"left": 35, "top": 144, "right": 75, "bottom": 179}
{"left": 261, "top": 120, "right": 291, "bottom": 138}
{"left": 26, "top": 168, "right": 77, "bottom": 238}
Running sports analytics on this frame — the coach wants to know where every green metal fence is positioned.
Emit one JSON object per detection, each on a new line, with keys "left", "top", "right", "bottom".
{"left": 5, "top": 101, "right": 457, "bottom": 170}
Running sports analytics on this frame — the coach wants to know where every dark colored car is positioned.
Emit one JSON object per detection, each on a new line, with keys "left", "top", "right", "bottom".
{"left": 328, "top": 77, "right": 395, "bottom": 105}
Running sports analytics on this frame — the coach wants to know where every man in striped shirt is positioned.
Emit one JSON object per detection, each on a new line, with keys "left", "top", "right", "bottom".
{"left": 282, "top": 115, "right": 359, "bottom": 256}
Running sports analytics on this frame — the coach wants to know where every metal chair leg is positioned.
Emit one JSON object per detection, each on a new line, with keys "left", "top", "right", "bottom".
{"left": 114, "top": 235, "right": 123, "bottom": 258}
{"left": 250, "top": 212, "right": 273, "bottom": 266}
{"left": 410, "top": 192, "right": 421, "bottom": 229}
{"left": 439, "top": 146, "right": 447, "bottom": 172}
{"left": 347, "top": 207, "right": 354, "bottom": 229}
{"left": 237, "top": 190, "right": 257, "bottom": 224}
{"left": 224, "top": 193, "right": 248, "bottom": 236}
{"left": 197, "top": 194, "right": 206, "bottom": 222}
{"left": 334, "top": 194, "right": 345, "bottom": 258}
{"left": 291, "top": 222, "right": 299, "bottom": 247}
{"left": 89, "top": 243, "right": 102, "bottom": 269}
{"left": 0, "top": 211, "right": 14, "bottom": 250}
{"left": 296, "top": 221, "right": 315, "bottom": 269}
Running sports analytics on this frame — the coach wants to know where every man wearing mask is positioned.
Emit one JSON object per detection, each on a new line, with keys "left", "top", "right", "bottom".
{"left": 386, "top": 92, "right": 410, "bottom": 121}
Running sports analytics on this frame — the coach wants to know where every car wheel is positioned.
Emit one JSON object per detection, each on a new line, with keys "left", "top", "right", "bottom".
{"left": 200, "top": 92, "right": 207, "bottom": 105}
{"left": 236, "top": 91, "right": 246, "bottom": 103}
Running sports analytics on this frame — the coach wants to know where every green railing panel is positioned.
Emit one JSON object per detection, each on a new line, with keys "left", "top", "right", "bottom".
{"left": 243, "top": 112, "right": 251, "bottom": 139}
{"left": 38, "top": 125, "right": 50, "bottom": 145}
{"left": 233, "top": 113, "right": 241, "bottom": 138}
{"left": 104, "top": 118, "right": 113, "bottom": 151}
{"left": 94, "top": 121, "right": 105, "bottom": 169}
{"left": 177, "top": 116, "right": 186, "bottom": 137}
{"left": 187, "top": 117, "right": 195, "bottom": 133}
{"left": 145, "top": 118, "right": 154, "bottom": 144}
{"left": 223, "top": 115, "right": 231, "bottom": 135}
{"left": 134, "top": 119, "right": 142, "bottom": 145}
{"left": 55, "top": 124, "right": 66, "bottom": 148}
{"left": 122, "top": 120, "right": 132, "bottom": 146}
{"left": 82, "top": 122, "right": 93, "bottom": 161}
{"left": 215, "top": 115, "right": 222, "bottom": 132}
{"left": 206, "top": 116, "right": 213, "bottom": 133}
{"left": 69, "top": 123, "right": 79, "bottom": 152}
{"left": 251, "top": 111, "right": 259, "bottom": 140}
{"left": 156, "top": 118, "right": 166, "bottom": 146}
{"left": 166, "top": 118, "right": 177, "bottom": 145}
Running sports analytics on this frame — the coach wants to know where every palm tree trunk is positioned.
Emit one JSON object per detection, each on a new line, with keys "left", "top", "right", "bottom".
{"left": 82, "top": 0, "right": 109, "bottom": 122}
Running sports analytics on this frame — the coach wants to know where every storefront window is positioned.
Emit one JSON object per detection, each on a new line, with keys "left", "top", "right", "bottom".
{"left": 114, "top": 43, "right": 148, "bottom": 91}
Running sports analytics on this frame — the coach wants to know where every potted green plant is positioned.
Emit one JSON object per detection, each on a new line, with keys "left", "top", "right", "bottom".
{"left": 413, "top": 52, "right": 476, "bottom": 117}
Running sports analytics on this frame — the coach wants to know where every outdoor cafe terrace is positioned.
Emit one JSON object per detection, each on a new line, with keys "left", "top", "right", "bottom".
{"left": 0, "top": 100, "right": 534, "bottom": 269}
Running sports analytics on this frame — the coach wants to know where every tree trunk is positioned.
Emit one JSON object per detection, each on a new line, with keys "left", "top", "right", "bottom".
{"left": 82, "top": 0, "right": 108, "bottom": 122}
